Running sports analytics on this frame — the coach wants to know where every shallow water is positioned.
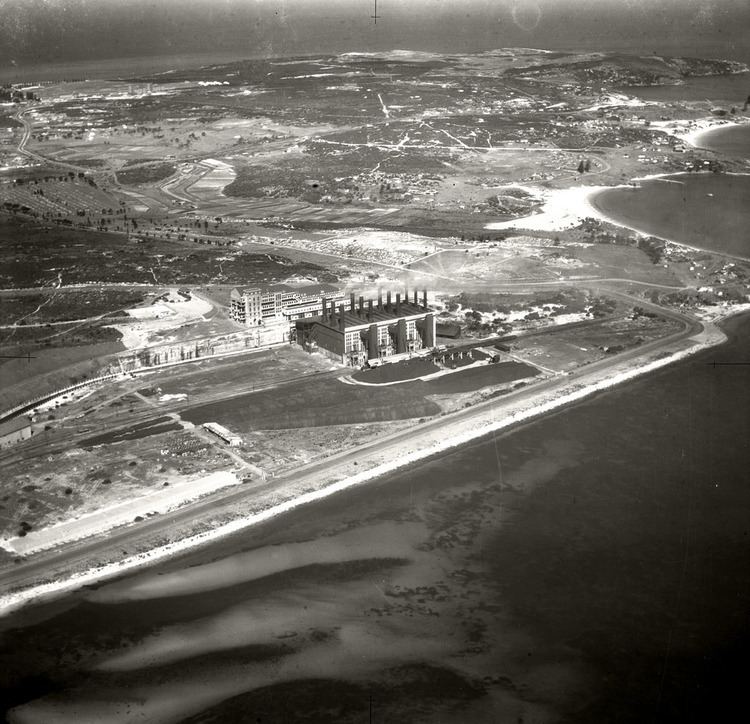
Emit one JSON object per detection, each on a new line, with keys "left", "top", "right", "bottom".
{"left": 1, "top": 315, "right": 749, "bottom": 723}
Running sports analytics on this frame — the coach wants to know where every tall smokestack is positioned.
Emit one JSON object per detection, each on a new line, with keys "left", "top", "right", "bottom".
{"left": 338, "top": 304, "right": 346, "bottom": 332}
{"left": 386, "top": 291, "right": 392, "bottom": 310}
{"left": 359, "top": 295, "right": 364, "bottom": 316}
{"left": 413, "top": 290, "right": 418, "bottom": 305}
{"left": 396, "top": 292, "right": 401, "bottom": 315}
{"left": 350, "top": 292, "right": 355, "bottom": 313}
{"left": 368, "top": 299, "right": 373, "bottom": 320}
{"left": 378, "top": 291, "right": 383, "bottom": 310}
{"left": 422, "top": 289, "right": 427, "bottom": 309}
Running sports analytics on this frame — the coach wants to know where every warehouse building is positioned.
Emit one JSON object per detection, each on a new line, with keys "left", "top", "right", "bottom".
{"left": 230, "top": 285, "right": 345, "bottom": 327}
{"left": 295, "top": 289, "right": 436, "bottom": 366}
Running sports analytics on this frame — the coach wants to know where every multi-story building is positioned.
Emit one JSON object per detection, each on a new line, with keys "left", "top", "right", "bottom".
{"left": 295, "top": 289, "right": 436, "bottom": 366}
{"left": 230, "top": 286, "right": 345, "bottom": 327}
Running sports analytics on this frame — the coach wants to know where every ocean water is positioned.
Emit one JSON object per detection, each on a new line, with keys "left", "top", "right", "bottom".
{"left": 1, "top": 313, "right": 749, "bottom": 723}
{"left": 693, "top": 123, "right": 750, "bottom": 159}
{"left": 622, "top": 72, "right": 750, "bottom": 103}
{"left": 591, "top": 172, "right": 750, "bottom": 259}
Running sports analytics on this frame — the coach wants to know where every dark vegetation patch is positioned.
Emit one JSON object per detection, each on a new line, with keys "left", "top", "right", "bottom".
{"left": 0, "top": 112, "right": 22, "bottom": 128}
{"left": 116, "top": 162, "right": 176, "bottom": 185}
{"left": 0, "top": 216, "right": 337, "bottom": 287}
{"left": 0, "top": 323, "right": 123, "bottom": 349}
{"left": 79, "top": 418, "right": 181, "bottom": 447}
{"left": 452, "top": 289, "right": 591, "bottom": 315}
{"left": 0, "top": 289, "right": 145, "bottom": 324}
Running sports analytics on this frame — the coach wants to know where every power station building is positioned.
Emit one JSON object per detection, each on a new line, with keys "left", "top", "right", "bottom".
{"left": 230, "top": 286, "right": 345, "bottom": 327}
{"left": 295, "top": 290, "right": 436, "bottom": 366}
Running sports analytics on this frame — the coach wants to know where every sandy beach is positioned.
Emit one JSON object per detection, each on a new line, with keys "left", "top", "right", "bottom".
{"left": 671, "top": 118, "right": 750, "bottom": 150}
{"left": 0, "top": 305, "right": 737, "bottom": 617}
{"left": 484, "top": 185, "right": 612, "bottom": 232}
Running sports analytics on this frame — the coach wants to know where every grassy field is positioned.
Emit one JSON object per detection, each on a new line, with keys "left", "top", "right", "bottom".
{"left": 181, "top": 377, "right": 441, "bottom": 430}
{"left": 181, "top": 358, "right": 540, "bottom": 431}
{"left": 352, "top": 358, "right": 440, "bottom": 384}
{"left": 421, "top": 361, "right": 539, "bottom": 394}
{"left": 152, "top": 347, "right": 332, "bottom": 399}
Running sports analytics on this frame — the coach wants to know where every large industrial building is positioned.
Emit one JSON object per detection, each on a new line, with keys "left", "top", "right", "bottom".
{"left": 230, "top": 286, "right": 345, "bottom": 327}
{"left": 295, "top": 289, "right": 436, "bottom": 366}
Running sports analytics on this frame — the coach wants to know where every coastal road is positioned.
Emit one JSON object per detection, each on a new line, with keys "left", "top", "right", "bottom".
{"left": 0, "top": 302, "right": 704, "bottom": 596}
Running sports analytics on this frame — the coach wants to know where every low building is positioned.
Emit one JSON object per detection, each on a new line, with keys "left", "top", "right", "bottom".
{"left": 295, "top": 290, "right": 436, "bottom": 366}
{"left": 230, "top": 285, "right": 345, "bottom": 327}
{"left": 202, "top": 422, "right": 242, "bottom": 447}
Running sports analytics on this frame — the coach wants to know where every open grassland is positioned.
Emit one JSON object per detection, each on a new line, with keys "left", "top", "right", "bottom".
{"left": 421, "top": 361, "right": 540, "bottom": 394}
{"left": 152, "top": 347, "right": 334, "bottom": 399}
{"left": 181, "top": 377, "right": 442, "bottom": 430}
{"left": 181, "top": 358, "right": 540, "bottom": 432}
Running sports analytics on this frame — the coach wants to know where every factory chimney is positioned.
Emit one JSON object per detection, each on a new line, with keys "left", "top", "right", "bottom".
{"left": 386, "top": 290, "right": 392, "bottom": 310}
{"left": 338, "top": 304, "right": 346, "bottom": 332}
{"left": 350, "top": 292, "right": 355, "bottom": 313}
{"left": 359, "top": 295, "right": 365, "bottom": 317}
{"left": 396, "top": 292, "right": 401, "bottom": 315}
{"left": 367, "top": 299, "right": 373, "bottom": 320}
{"left": 422, "top": 289, "right": 428, "bottom": 309}
{"left": 378, "top": 291, "right": 383, "bottom": 310}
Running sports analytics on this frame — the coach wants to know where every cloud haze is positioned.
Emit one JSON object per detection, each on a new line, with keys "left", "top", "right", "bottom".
{"left": 0, "top": 0, "right": 748, "bottom": 67}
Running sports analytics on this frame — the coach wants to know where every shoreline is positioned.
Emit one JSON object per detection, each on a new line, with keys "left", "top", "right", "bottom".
{"left": 587, "top": 172, "right": 750, "bottom": 262}
{"left": 485, "top": 171, "right": 750, "bottom": 263}
{"left": 484, "top": 184, "right": 613, "bottom": 232}
{"left": 675, "top": 118, "right": 750, "bottom": 150}
{"left": 1, "top": 307, "right": 745, "bottom": 617}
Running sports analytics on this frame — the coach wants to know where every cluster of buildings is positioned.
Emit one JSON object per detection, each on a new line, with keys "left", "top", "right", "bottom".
{"left": 230, "top": 285, "right": 436, "bottom": 366}
{"left": 230, "top": 285, "right": 345, "bottom": 327}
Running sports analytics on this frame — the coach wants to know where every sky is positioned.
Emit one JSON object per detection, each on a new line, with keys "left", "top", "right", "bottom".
{"left": 1, "top": 0, "right": 749, "bottom": 71}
